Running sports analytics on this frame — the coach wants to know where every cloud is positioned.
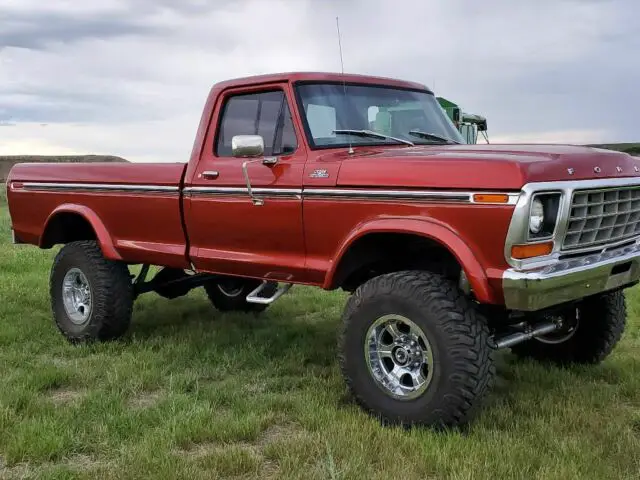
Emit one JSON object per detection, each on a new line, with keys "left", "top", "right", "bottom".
{"left": 0, "top": 12, "right": 165, "bottom": 50}
{"left": 0, "top": 119, "right": 196, "bottom": 161}
{"left": 0, "top": 0, "right": 638, "bottom": 161}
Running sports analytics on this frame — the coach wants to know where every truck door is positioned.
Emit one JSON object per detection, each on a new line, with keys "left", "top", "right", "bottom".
{"left": 184, "top": 83, "right": 308, "bottom": 283}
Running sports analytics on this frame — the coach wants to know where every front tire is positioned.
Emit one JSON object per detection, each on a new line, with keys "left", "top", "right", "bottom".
{"left": 511, "top": 290, "right": 626, "bottom": 365}
{"left": 339, "top": 270, "right": 495, "bottom": 429}
{"left": 50, "top": 241, "right": 133, "bottom": 343}
{"left": 203, "top": 276, "right": 277, "bottom": 313}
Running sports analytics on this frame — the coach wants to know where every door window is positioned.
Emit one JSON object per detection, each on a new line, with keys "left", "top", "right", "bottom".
{"left": 216, "top": 90, "right": 298, "bottom": 157}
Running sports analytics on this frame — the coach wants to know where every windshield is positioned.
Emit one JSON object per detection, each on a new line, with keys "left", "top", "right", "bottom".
{"left": 295, "top": 82, "right": 465, "bottom": 148}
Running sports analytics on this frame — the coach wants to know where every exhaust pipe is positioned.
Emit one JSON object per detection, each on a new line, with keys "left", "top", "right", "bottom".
{"left": 492, "top": 321, "right": 561, "bottom": 349}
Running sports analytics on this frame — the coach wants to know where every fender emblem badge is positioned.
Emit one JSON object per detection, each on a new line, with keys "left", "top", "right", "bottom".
{"left": 310, "top": 169, "right": 329, "bottom": 179}
{"left": 567, "top": 168, "right": 574, "bottom": 175}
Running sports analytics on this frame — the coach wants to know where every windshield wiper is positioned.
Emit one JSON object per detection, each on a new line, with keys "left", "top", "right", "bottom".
{"left": 407, "top": 130, "right": 460, "bottom": 144}
{"left": 333, "top": 129, "right": 414, "bottom": 146}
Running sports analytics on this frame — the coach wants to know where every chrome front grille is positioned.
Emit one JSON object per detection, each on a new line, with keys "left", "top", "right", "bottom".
{"left": 563, "top": 186, "right": 640, "bottom": 250}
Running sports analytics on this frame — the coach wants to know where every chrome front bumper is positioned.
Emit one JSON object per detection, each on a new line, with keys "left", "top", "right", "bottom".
{"left": 503, "top": 242, "right": 640, "bottom": 311}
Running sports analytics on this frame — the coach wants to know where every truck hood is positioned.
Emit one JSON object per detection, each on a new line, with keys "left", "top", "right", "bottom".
{"left": 335, "top": 144, "right": 640, "bottom": 190}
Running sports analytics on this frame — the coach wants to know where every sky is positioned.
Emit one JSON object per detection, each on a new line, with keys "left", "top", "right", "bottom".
{"left": 0, "top": 0, "right": 637, "bottom": 162}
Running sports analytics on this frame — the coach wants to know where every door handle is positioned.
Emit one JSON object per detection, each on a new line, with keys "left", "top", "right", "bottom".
{"left": 200, "top": 170, "right": 219, "bottom": 180}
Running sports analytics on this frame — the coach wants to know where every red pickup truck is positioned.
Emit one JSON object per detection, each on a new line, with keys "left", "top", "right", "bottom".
{"left": 6, "top": 72, "right": 639, "bottom": 429}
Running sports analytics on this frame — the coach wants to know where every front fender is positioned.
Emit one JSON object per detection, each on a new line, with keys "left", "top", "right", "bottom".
{"left": 41, "top": 204, "right": 122, "bottom": 260}
{"left": 324, "top": 216, "right": 498, "bottom": 304}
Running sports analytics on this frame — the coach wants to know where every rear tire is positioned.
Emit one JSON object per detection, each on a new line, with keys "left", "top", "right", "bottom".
{"left": 511, "top": 290, "right": 626, "bottom": 365}
{"left": 203, "top": 276, "right": 277, "bottom": 313}
{"left": 50, "top": 241, "right": 133, "bottom": 343}
{"left": 339, "top": 270, "right": 495, "bottom": 429}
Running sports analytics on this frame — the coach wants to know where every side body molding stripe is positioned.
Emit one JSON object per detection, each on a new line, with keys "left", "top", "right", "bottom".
{"left": 17, "top": 182, "right": 179, "bottom": 194}
{"left": 12, "top": 182, "right": 519, "bottom": 205}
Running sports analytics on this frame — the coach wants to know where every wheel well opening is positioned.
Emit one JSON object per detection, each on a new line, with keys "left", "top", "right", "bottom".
{"left": 40, "top": 212, "right": 97, "bottom": 248}
{"left": 331, "top": 232, "right": 462, "bottom": 292}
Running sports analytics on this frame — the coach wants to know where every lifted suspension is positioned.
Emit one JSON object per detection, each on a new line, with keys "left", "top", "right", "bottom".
{"left": 132, "top": 265, "right": 217, "bottom": 299}
{"left": 130, "top": 265, "right": 293, "bottom": 304}
{"left": 491, "top": 319, "right": 563, "bottom": 349}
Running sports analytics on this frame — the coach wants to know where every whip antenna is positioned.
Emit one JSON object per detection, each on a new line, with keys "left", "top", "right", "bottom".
{"left": 336, "top": 16, "right": 354, "bottom": 155}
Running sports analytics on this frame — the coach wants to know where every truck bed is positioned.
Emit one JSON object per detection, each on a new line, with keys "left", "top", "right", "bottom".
{"left": 6, "top": 162, "right": 190, "bottom": 268}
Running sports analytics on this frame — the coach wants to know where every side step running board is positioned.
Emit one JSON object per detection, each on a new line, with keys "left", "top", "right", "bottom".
{"left": 246, "top": 281, "right": 293, "bottom": 305}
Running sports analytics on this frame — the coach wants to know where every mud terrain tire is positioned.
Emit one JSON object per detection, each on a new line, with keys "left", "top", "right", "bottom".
{"left": 511, "top": 291, "right": 626, "bottom": 365}
{"left": 339, "top": 270, "right": 495, "bottom": 429}
{"left": 50, "top": 241, "right": 133, "bottom": 343}
{"left": 204, "top": 276, "right": 277, "bottom": 313}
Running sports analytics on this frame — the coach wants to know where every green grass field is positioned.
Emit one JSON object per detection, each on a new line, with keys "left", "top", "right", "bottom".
{"left": 590, "top": 143, "right": 640, "bottom": 156}
{"left": 0, "top": 192, "right": 639, "bottom": 479}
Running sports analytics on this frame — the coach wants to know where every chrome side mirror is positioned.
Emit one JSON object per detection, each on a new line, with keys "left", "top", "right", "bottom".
{"left": 232, "top": 135, "right": 264, "bottom": 158}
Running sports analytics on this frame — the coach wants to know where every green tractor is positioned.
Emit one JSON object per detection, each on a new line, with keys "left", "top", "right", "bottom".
{"left": 365, "top": 96, "right": 489, "bottom": 145}
{"left": 437, "top": 97, "right": 489, "bottom": 144}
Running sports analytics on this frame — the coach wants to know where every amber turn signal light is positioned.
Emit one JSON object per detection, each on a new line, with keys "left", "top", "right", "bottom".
{"left": 511, "top": 242, "right": 553, "bottom": 259}
{"left": 472, "top": 193, "right": 510, "bottom": 204}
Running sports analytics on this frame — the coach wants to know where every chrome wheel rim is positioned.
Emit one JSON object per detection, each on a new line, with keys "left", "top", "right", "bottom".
{"left": 217, "top": 279, "right": 244, "bottom": 297}
{"left": 536, "top": 309, "right": 580, "bottom": 344}
{"left": 62, "top": 268, "right": 92, "bottom": 325}
{"left": 365, "top": 314, "right": 434, "bottom": 400}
